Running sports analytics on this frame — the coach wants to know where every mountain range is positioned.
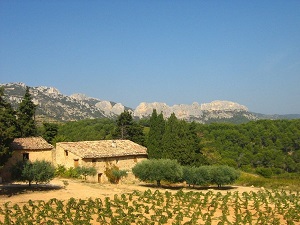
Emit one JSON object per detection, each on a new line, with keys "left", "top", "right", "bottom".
{"left": 1, "top": 82, "right": 299, "bottom": 124}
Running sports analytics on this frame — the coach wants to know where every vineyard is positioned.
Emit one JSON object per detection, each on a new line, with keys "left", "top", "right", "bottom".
{"left": 1, "top": 189, "right": 299, "bottom": 225}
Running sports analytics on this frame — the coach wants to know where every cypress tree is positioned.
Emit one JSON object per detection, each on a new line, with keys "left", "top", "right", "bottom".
{"left": 147, "top": 109, "right": 165, "bottom": 158}
{"left": 161, "top": 113, "right": 180, "bottom": 159}
{"left": 17, "top": 86, "right": 37, "bottom": 137}
{"left": 0, "top": 87, "right": 17, "bottom": 167}
{"left": 162, "top": 113, "right": 205, "bottom": 166}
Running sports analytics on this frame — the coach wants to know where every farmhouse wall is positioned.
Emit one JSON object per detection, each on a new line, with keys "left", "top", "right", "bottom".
{"left": 55, "top": 140, "right": 148, "bottom": 183}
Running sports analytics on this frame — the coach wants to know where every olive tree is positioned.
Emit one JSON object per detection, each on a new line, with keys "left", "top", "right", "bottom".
{"left": 132, "top": 159, "right": 183, "bottom": 186}
{"left": 11, "top": 160, "right": 55, "bottom": 186}
{"left": 210, "top": 165, "right": 240, "bottom": 188}
{"left": 183, "top": 166, "right": 212, "bottom": 187}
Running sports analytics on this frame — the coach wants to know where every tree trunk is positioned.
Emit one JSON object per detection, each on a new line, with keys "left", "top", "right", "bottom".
{"left": 156, "top": 180, "right": 161, "bottom": 187}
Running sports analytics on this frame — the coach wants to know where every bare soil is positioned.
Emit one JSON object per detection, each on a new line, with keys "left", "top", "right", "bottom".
{"left": 0, "top": 178, "right": 260, "bottom": 205}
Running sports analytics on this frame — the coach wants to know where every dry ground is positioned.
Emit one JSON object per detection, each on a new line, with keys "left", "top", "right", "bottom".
{"left": 0, "top": 178, "right": 260, "bottom": 205}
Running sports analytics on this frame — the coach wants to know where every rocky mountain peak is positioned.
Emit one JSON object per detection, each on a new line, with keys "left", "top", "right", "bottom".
{"left": 200, "top": 100, "right": 248, "bottom": 111}
{"left": 70, "top": 93, "right": 90, "bottom": 101}
{"left": 133, "top": 100, "right": 249, "bottom": 121}
{"left": 1, "top": 82, "right": 262, "bottom": 123}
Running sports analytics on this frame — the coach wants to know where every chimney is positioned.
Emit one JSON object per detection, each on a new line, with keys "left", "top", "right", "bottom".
{"left": 112, "top": 140, "right": 117, "bottom": 148}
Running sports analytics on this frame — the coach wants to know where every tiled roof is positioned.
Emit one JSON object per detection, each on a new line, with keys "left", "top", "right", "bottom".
{"left": 11, "top": 137, "right": 54, "bottom": 150}
{"left": 57, "top": 140, "right": 148, "bottom": 159}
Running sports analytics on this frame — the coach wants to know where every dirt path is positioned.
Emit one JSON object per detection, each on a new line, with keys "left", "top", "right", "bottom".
{"left": 0, "top": 178, "right": 260, "bottom": 205}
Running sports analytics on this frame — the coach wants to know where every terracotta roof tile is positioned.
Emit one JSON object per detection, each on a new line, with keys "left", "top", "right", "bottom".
{"left": 11, "top": 137, "right": 54, "bottom": 150}
{"left": 57, "top": 140, "right": 147, "bottom": 159}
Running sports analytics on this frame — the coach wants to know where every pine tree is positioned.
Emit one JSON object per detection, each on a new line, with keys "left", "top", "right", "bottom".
{"left": 115, "top": 110, "right": 133, "bottom": 139}
{"left": 17, "top": 86, "right": 37, "bottom": 137}
{"left": 0, "top": 87, "right": 17, "bottom": 167}
{"left": 147, "top": 109, "right": 165, "bottom": 159}
{"left": 113, "top": 110, "right": 145, "bottom": 145}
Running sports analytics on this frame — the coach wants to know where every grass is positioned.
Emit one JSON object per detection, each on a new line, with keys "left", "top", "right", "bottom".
{"left": 235, "top": 171, "right": 300, "bottom": 191}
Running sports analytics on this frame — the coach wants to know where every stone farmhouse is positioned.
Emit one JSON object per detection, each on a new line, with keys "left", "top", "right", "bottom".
{"left": 55, "top": 140, "right": 148, "bottom": 183}
{"left": 0, "top": 137, "right": 148, "bottom": 183}
{"left": 0, "top": 137, "right": 54, "bottom": 182}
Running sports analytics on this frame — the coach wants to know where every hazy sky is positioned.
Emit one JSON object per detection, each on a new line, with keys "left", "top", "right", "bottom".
{"left": 1, "top": 1, "right": 300, "bottom": 114}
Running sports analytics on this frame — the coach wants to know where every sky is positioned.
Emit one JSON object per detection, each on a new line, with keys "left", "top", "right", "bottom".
{"left": 1, "top": 1, "right": 300, "bottom": 115}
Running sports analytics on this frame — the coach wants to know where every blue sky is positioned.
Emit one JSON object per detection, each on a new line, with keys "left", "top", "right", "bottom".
{"left": 1, "top": 1, "right": 299, "bottom": 114}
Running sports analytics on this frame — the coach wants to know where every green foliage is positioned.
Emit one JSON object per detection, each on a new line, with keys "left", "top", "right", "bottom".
{"left": 76, "top": 166, "right": 97, "bottom": 180}
{"left": 197, "top": 119, "right": 300, "bottom": 173}
{"left": 113, "top": 110, "right": 145, "bottom": 145}
{"left": 104, "top": 164, "right": 127, "bottom": 184}
{"left": 210, "top": 165, "right": 240, "bottom": 187}
{"left": 114, "top": 110, "right": 133, "bottom": 139}
{"left": 112, "top": 169, "right": 128, "bottom": 181}
{"left": 132, "top": 159, "right": 183, "bottom": 186}
{"left": 17, "top": 86, "right": 37, "bottom": 137}
{"left": 255, "top": 167, "right": 273, "bottom": 178}
{"left": 147, "top": 109, "right": 165, "bottom": 159}
{"left": 182, "top": 165, "right": 239, "bottom": 188}
{"left": 57, "top": 118, "right": 115, "bottom": 141}
{"left": 42, "top": 123, "right": 58, "bottom": 144}
{"left": 159, "top": 113, "right": 206, "bottom": 166}
{"left": 55, "top": 164, "right": 67, "bottom": 177}
{"left": 0, "top": 87, "right": 17, "bottom": 167}
{"left": 63, "top": 167, "right": 81, "bottom": 178}
{"left": 11, "top": 160, "right": 55, "bottom": 186}
{"left": 55, "top": 165, "right": 97, "bottom": 179}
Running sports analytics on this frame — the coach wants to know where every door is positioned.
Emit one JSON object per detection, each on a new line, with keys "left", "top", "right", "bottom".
{"left": 98, "top": 173, "right": 102, "bottom": 183}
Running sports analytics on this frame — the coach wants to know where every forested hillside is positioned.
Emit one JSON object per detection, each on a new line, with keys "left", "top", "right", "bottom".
{"left": 196, "top": 119, "right": 300, "bottom": 175}
{"left": 51, "top": 111, "right": 300, "bottom": 177}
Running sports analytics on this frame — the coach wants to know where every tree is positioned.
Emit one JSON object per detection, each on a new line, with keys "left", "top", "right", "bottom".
{"left": 17, "top": 87, "right": 37, "bottom": 137}
{"left": 113, "top": 111, "right": 145, "bottom": 145}
{"left": 115, "top": 110, "right": 133, "bottom": 139}
{"left": 132, "top": 159, "right": 183, "bottom": 186}
{"left": 0, "top": 87, "right": 17, "bottom": 168}
{"left": 210, "top": 165, "right": 240, "bottom": 188}
{"left": 42, "top": 123, "right": 58, "bottom": 144}
{"left": 147, "top": 109, "right": 165, "bottom": 159}
{"left": 11, "top": 160, "right": 55, "bottom": 186}
{"left": 183, "top": 166, "right": 211, "bottom": 187}
{"left": 161, "top": 113, "right": 204, "bottom": 166}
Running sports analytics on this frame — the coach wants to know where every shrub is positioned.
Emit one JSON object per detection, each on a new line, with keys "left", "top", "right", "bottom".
{"left": 105, "top": 164, "right": 127, "bottom": 184}
{"left": 76, "top": 166, "right": 97, "bottom": 180}
{"left": 255, "top": 167, "right": 273, "bottom": 178}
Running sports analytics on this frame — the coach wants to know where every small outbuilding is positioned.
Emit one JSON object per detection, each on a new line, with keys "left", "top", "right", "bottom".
{"left": 0, "top": 137, "right": 55, "bottom": 182}
{"left": 55, "top": 140, "right": 148, "bottom": 183}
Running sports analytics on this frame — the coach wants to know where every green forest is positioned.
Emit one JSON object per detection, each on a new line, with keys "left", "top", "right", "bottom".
{"left": 46, "top": 110, "right": 300, "bottom": 178}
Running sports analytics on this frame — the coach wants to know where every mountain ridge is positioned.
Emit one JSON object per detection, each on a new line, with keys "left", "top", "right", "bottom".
{"left": 1, "top": 82, "right": 299, "bottom": 123}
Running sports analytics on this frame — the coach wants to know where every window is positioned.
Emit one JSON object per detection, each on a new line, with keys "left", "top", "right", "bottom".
{"left": 64, "top": 150, "right": 68, "bottom": 156}
{"left": 74, "top": 159, "right": 79, "bottom": 167}
{"left": 23, "top": 153, "right": 29, "bottom": 161}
